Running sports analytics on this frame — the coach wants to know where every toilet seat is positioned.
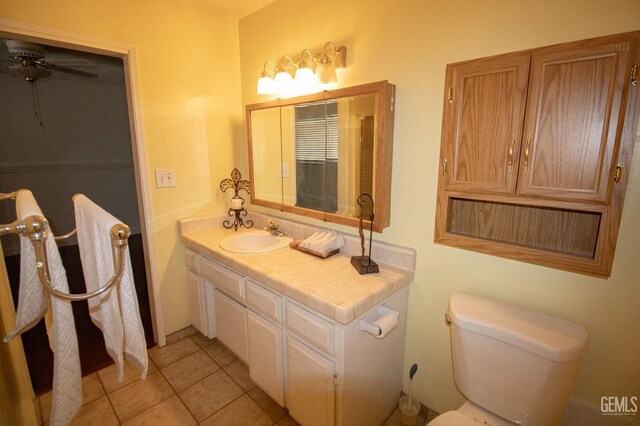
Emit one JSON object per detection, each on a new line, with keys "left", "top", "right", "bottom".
{"left": 428, "top": 410, "right": 479, "bottom": 426}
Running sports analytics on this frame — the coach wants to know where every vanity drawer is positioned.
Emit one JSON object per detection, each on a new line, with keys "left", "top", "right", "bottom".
{"left": 200, "top": 257, "right": 245, "bottom": 301}
{"left": 246, "top": 280, "right": 282, "bottom": 324}
{"left": 184, "top": 248, "right": 198, "bottom": 272}
{"left": 285, "top": 301, "right": 334, "bottom": 356}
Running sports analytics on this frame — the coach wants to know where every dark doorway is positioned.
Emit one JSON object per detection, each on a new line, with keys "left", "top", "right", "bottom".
{"left": 0, "top": 37, "right": 155, "bottom": 395}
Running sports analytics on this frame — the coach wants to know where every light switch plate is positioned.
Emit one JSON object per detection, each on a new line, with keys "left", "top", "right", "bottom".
{"left": 155, "top": 169, "right": 176, "bottom": 188}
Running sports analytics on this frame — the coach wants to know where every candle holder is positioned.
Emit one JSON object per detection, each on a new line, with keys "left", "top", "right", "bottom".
{"left": 220, "top": 168, "right": 253, "bottom": 231}
{"left": 351, "top": 193, "right": 379, "bottom": 274}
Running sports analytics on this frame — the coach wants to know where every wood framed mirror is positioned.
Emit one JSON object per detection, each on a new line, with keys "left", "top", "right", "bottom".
{"left": 247, "top": 81, "right": 395, "bottom": 232}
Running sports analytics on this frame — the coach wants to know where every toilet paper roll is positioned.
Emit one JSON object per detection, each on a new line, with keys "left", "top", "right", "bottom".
{"left": 371, "top": 312, "right": 398, "bottom": 339}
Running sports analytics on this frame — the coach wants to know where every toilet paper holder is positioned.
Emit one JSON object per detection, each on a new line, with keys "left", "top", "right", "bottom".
{"left": 358, "top": 304, "right": 399, "bottom": 338}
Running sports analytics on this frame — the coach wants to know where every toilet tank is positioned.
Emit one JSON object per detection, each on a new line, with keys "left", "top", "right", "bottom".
{"left": 447, "top": 292, "right": 589, "bottom": 426}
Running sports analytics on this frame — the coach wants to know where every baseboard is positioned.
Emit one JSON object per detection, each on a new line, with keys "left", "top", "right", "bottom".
{"left": 164, "top": 325, "right": 198, "bottom": 345}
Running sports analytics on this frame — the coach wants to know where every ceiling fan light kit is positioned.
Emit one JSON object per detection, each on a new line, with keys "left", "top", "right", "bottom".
{"left": 1, "top": 39, "right": 101, "bottom": 128}
{"left": 6, "top": 39, "right": 46, "bottom": 59}
{"left": 2, "top": 39, "right": 98, "bottom": 82}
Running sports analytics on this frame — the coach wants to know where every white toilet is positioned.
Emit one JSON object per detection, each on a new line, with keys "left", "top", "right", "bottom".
{"left": 430, "top": 292, "right": 589, "bottom": 426}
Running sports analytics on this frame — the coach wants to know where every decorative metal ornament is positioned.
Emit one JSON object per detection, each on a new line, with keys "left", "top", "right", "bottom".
{"left": 220, "top": 168, "right": 251, "bottom": 197}
{"left": 220, "top": 168, "right": 253, "bottom": 231}
{"left": 351, "top": 193, "right": 379, "bottom": 274}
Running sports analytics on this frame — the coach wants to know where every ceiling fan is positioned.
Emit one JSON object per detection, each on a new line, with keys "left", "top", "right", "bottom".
{"left": 1, "top": 39, "right": 98, "bottom": 82}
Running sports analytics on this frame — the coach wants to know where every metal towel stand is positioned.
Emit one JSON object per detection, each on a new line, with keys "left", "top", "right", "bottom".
{"left": 0, "top": 191, "right": 131, "bottom": 301}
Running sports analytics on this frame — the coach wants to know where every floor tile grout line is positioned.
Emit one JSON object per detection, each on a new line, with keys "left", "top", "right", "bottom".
{"left": 147, "top": 335, "right": 201, "bottom": 370}
{"left": 171, "top": 366, "right": 241, "bottom": 422}
{"left": 193, "top": 335, "right": 283, "bottom": 425}
{"left": 196, "top": 392, "right": 247, "bottom": 425}
{"left": 158, "top": 335, "right": 271, "bottom": 425}
{"left": 94, "top": 368, "right": 122, "bottom": 425}
{"left": 154, "top": 346, "right": 212, "bottom": 425}
{"left": 101, "top": 364, "right": 172, "bottom": 424}
{"left": 115, "top": 377, "right": 176, "bottom": 424}
{"left": 244, "top": 387, "right": 289, "bottom": 424}
{"left": 127, "top": 333, "right": 277, "bottom": 425}
{"left": 154, "top": 338, "right": 257, "bottom": 424}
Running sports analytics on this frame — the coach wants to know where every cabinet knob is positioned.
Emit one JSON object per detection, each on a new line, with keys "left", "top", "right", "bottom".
{"left": 523, "top": 133, "right": 533, "bottom": 172}
{"left": 507, "top": 133, "right": 515, "bottom": 172}
{"left": 614, "top": 162, "right": 624, "bottom": 183}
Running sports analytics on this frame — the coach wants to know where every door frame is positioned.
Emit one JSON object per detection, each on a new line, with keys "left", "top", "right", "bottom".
{"left": 0, "top": 18, "right": 166, "bottom": 352}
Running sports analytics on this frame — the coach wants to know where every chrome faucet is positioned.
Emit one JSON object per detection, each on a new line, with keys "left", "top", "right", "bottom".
{"left": 264, "top": 219, "right": 285, "bottom": 236}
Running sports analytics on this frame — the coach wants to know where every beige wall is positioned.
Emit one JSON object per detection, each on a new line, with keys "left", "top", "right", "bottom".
{"left": 0, "top": 0, "right": 244, "bottom": 335}
{"left": 239, "top": 0, "right": 640, "bottom": 417}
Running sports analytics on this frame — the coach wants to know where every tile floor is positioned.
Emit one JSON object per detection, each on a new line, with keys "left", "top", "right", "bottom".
{"left": 37, "top": 331, "right": 435, "bottom": 425}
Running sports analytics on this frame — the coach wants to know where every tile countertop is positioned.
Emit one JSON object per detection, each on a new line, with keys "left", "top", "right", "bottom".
{"left": 178, "top": 221, "right": 415, "bottom": 325}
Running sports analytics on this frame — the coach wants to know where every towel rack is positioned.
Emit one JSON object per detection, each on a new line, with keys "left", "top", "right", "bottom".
{"left": 0, "top": 191, "right": 131, "bottom": 302}
{"left": 1, "top": 190, "right": 77, "bottom": 241}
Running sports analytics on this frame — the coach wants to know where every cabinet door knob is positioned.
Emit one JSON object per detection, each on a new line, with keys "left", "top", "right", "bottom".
{"left": 507, "top": 133, "right": 515, "bottom": 172}
{"left": 523, "top": 133, "right": 533, "bottom": 172}
{"left": 614, "top": 162, "right": 624, "bottom": 183}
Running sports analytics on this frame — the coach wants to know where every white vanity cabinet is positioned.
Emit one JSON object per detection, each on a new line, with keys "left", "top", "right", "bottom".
{"left": 185, "top": 250, "right": 215, "bottom": 338}
{"left": 284, "top": 300, "right": 337, "bottom": 425}
{"left": 246, "top": 280, "right": 285, "bottom": 405}
{"left": 196, "top": 254, "right": 249, "bottom": 364}
{"left": 183, "top": 248, "right": 410, "bottom": 426}
{"left": 213, "top": 289, "right": 249, "bottom": 363}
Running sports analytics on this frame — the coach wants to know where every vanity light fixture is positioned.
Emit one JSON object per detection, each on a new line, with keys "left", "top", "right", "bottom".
{"left": 295, "top": 49, "right": 317, "bottom": 91}
{"left": 315, "top": 42, "right": 341, "bottom": 83}
{"left": 257, "top": 61, "right": 277, "bottom": 95}
{"left": 274, "top": 56, "right": 297, "bottom": 96}
{"left": 256, "top": 41, "right": 346, "bottom": 95}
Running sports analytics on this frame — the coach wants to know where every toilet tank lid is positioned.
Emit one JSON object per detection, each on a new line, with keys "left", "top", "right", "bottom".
{"left": 448, "top": 292, "right": 589, "bottom": 362}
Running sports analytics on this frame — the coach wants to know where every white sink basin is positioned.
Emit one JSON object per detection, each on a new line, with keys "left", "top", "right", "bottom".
{"left": 220, "top": 230, "right": 293, "bottom": 254}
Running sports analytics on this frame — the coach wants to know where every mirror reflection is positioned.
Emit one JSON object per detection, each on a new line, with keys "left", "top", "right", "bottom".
{"left": 247, "top": 81, "right": 395, "bottom": 231}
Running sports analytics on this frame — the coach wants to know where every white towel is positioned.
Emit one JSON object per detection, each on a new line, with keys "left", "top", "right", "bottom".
{"left": 4, "top": 189, "right": 82, "bottom": 426}
{"left": 315, "top": 234, "right": 344, "bottom": 254}
{"left": 311, "top": 232, "right": 335, "bottom": 250}
{"left": 299, "top": 231, "right": 327, "bottom": 249}
{"left": 73, "top": 194, "right": 148, "bottom": 383}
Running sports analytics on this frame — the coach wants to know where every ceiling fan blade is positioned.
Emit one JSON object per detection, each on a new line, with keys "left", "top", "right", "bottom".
{"left": 37, "top": 60, "right": 98, "bottom": 78}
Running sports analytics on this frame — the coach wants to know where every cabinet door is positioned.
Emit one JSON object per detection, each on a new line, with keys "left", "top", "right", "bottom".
{"left": 517, "top": 37, "right": 635, "bottom": 201}
{"left": 247, "top": 311, "right": 284, "bottom": 406}
{"left": 214, "top": 289, "right": 248, "bottom": 363}
{"left": 203, "top": 281, "right": 216, "bottom": 338}
{"left": 285, "top": 335, "right": 335, "bottom": 426}
{"left": 187, "top": 270, "right": 207, "bottom": 336}
{"left": 442, "top": 52, "right": 530, "bottom": 194}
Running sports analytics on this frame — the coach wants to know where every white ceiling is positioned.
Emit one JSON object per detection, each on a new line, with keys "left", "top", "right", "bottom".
{"left": 187, "top": 0, "right": 276, "bottom": 19}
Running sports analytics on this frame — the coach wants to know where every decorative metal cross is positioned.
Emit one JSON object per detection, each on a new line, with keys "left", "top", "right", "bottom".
{"left": 220, "top": 168, "right": 253, "bottom": 231}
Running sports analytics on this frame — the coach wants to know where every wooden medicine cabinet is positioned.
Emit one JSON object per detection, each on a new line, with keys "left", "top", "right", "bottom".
{"left": 247, "top": 81, "right": 395, "bottom": 232}
{"left": 434, "top": 31, "right": 640, "bottom": 277}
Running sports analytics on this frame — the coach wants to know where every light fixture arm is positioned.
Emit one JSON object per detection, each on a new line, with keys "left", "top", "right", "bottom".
{"left": 279, "top": 55, "right": 297, "bottom": 76}
{"left": 299, "top": 49, "right": 315, "bottom": 70}
{"left": 321, "top": 42, "right": 346, "bottom": 68}
{"left": 261, "top": 61, "right": 277, "bottom": 78}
